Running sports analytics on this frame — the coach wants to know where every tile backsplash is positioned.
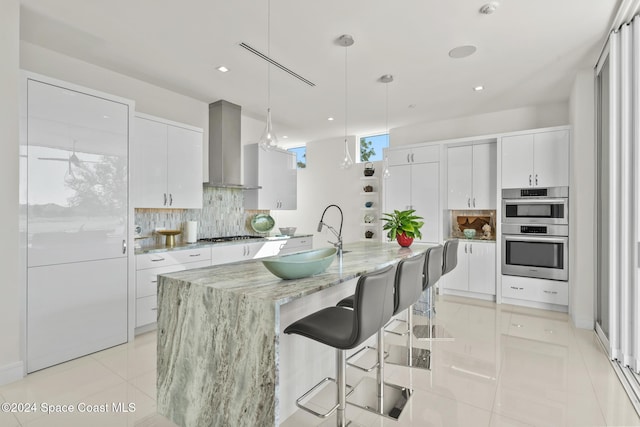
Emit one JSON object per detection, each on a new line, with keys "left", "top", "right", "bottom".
{"left": 134, "top": 187, "right": 266, "bottom": 248}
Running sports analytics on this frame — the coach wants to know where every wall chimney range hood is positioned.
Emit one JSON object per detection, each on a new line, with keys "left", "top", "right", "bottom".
{"left": 205, "top": 100, "right": 259, "bottom": 189}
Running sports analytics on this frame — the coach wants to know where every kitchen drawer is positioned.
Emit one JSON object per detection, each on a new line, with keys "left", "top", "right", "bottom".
{"left": 136, "top": 260, "right": 210, "bottom": 298}
{"left": 502, "top": 276, "right": 568, "bottom": 305}
{"left": 136, "top": 295, "right": 157, "bottom": 327}
{"left": 136, "top": 247, "right": 211, "bottom": 270}
{"left": 279, "top": 236, "right": 313, "bottom": 255}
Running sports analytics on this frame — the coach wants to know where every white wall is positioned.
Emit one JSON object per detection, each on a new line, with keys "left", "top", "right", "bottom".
{"left": 0, "top": 0, "right": 23, "bottom": 385}
{"left": 271, "top": 136, "right": 370, "bottom": 246}
{"left": 390, "top": 102, "right": 569, "bottom": 146}
{"left": 569, "top": 69, "right": 596, "bottom": 329}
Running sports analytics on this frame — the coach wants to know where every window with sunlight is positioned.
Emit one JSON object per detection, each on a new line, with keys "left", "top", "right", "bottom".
{"left": 287, "top": 146, "right": 306, "bottom": 168}
{"left": 359, "top": 134, "right": 389, "bottom": 162}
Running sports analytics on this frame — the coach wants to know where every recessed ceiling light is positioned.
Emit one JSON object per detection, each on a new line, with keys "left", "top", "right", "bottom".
{"left": 216, "top": 66, "right": 229, "bottom": 73}
{"left": 103, "top": 115, "right": 110, "bottom": 119}
{"left": 408, "top": 104, "right": 417, "bottom": 109}
{"left": 474, "top": 85, "right": 485, "bottom": 91}
{"left": 448, "top": 45, "right": 477, "bottom": 59}
{"left": 282, "top": 135, "right": 289, "bottom": 139}
{"left": 327, "top": 117, "right": 334, "bottom": 121}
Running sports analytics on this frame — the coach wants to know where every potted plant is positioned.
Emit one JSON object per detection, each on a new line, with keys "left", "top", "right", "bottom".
{"left": 381, "top": 209, "right": 424, "bottom": 247}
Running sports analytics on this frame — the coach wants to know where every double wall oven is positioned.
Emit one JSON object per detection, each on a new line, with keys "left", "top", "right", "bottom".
{"left": 501, "top": 187, "right": 569, "bottom": 281}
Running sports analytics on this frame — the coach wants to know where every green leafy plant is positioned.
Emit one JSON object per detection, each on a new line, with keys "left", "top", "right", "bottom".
{"left": 360, "top": 138, "right": 376, "bottom": 161}
{"left": 381, "top": 209, "right": 424, "bottom": 240}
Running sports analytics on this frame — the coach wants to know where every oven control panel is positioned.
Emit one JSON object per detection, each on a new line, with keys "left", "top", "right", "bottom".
{"left": 520, "top": 225, "right": 547, "bottom": 234}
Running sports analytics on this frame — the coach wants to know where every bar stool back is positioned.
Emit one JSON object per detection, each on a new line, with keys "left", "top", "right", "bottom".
{"left": 442, "top": 239, "right": 459, "bottom": 276}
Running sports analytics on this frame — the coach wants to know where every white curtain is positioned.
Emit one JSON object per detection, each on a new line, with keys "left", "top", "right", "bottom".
{"left": 608, "top": 16, "right": 640, "bottom": 372}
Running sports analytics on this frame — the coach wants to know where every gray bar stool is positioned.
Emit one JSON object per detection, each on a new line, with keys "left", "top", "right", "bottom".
{"left": 335, "top": 252, "right": 426, "bottom": 419}
{"left": 385, "top": 245, "right": 443, "bottom": 369}
{"left": 413, "top": 239, "right": 458, "bottom": 340}
{"left": 284, "top": 264, "right": 395, "bottom": 427}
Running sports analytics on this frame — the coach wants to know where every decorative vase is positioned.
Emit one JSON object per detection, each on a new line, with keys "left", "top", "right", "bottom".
{"left": 396, "top": 233, "right": 414, "bottom": 247}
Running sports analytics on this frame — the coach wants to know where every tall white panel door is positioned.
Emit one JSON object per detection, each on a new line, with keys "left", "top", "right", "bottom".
{"left": 447, "top": 145, "right": 473, "bottom": 209}
{"left": 132, "top": 117, "right": 168, "bottom": 208}
{"left": 501, "top": 134, "right": 534, "bottom": 189}
{"left": 533, "top": 130, "right": 569, "bottom": 188}
{"left": 411, "top": 162, "right": 439, "bottom": 243}
{"left": 472, "top": 143, "right": 497, "bottom": 209}
{"left": 468, "top": 242, "right": 496, "bottom": 295}
{"left": 167, "top": 126, "right": 203, "bottom": 209}
{"left": 27, "top": 78, "right": 129, "bottom": 267}
{"left": 27, "top": 258, "right": 128, "bottom": 372}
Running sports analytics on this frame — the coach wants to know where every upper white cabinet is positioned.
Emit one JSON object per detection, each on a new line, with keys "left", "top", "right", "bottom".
{"left": 244, "top": 143, "right": 297, "bottom": 210}
{"left": 384, "top": 145, "right": 440, "bottom": 243}
{"left": 132, "top": 114, "right": 203, "bottom": 209}
{"left": 501, "top": 129, "right": 569, "bottom": 189}
{"left": 447, "top": 142, "right": 496, "bottom": 209}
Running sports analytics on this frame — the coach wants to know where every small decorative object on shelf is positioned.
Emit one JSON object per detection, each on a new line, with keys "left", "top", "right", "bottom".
{"left": 363, "top": 162, "right": 375, "bottom": 176}
{"left": 381, "top": 209, "right": 424, "bottom": 248}
{"left": 365, "top": 201, "right": 373, "bottom": 208}
{"left": 365, "top": 230, "right": 374, "bottom": 239}
{"left": 364, "top": 214, "right": 374, "bottom": 223}
{"left": 363, "top": 185, "right": 373, "bottom": 193}
{"left": 463, "top": 228, "right": 476, "bottom": 239}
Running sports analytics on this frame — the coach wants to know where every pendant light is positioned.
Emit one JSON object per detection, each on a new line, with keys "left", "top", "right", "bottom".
{"left": 258, "top": 0, "right": 278, "bottom": 151}
{"left": 338, "top": 34, "right": 354, "bottom": 169}
{"left": 380, "top": 74, "right": 393, "bottom": 179}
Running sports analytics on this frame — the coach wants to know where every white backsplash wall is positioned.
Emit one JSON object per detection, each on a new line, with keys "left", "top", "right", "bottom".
{"left": 135, "top": 187, "right": 256, "bottom": 248}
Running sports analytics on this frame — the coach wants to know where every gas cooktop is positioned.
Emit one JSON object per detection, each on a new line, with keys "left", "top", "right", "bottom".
{"left": 198, "top": 235, "right": 265, "bottom": 243}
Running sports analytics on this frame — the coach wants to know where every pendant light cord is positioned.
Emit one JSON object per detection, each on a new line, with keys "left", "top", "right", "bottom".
{"left": 267, "top": 0, "right": 271, "bottom": 110}
{"left": 344, "top": 44, "right": 348, "bottom": 143}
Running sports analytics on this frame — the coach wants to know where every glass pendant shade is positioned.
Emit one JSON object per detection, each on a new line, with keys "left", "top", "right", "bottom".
{"left": 258, "top": 108, "right": 278, "bottom": 150}
{"left": 339, "top": 138, "right": 354, "bottom": 169}
{"left": 383, "top": 154, "right": 391, "bottom": 178}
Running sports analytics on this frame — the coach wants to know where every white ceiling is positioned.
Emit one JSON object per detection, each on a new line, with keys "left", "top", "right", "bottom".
{"left": 19, "top": 0, "right": 618, "bottom": 146}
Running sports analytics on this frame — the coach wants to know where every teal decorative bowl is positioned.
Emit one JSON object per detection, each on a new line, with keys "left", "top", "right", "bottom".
{"left": 262, "top": 248, "right": 337, "bottom": 280}
{"left": 251, "top": 214, "right": 275, "bottom": 233}
{"left": 463, "top": 229, "right": 476, "bottom": 239}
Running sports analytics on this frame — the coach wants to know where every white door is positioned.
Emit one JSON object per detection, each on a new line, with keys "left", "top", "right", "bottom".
{"left": 27, "top": 79, "right": 129, "bottom": 266}
{"left": 533, "top": 130, "right": 569, "bottom": 188}
{"left": 501, "top": 134, "right": 534, "bottom": 189}
{"left": 411, "top": 162, "right": 439, "bottom": 243}
{"left": 442, "top": 242, "right": 469, "bottom": 291}
{"left": 27, "top": 258, "right": 128, "bottom": 372}
{"left": 447, "top": 145, "right": 473, "bottom": 209}
{"left": 132, "top": 117, "right": 168, "bottom": 208}
{"left": 472, "top": 143, "right": 497, "bottom": 209}
{"left": 467, "top": 242, "right": 496, "bottom": 295}
{"left": 167, "top": 125, "right": 203, "bottom": 209}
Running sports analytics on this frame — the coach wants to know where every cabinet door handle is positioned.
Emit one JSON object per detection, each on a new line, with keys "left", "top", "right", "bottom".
{"left": 467, "top": 198, "right": 470, "bottom": 207}
{"left": 469, "top": 244, "right": 473, "bottom": 254}
{"left": 164, "top": 193, "right": 167, "bottom": 206}
{"left": 529, "top": 175, "right": 532, "bottom": 186}
{"left": 151, "top": 280, "right": 158, "bottom": 283}
{"left": 406, "top": 153, "right": 410, "bottom": 163}
{"left": 151, "top": 257, "right": 165, "bottom": 262}
{"left": 189, "top": 253, "right": 201, "bottom": 257}
{"left": 151, "top": 307, "right": 158, "bottom": 312}
{"left": 510, "top": 286, "right": 523, "bottom": 291}
{"left": 535, "top": 174, "right": 538, "bottom": 186}
{"left": 543, "top": 290, "right": 558, "bottom": 295}
{"left": 169, "top": 194, "right": 173, "bottom": 206}
{"left": 122, "top": 239, "right": 127, "bottom": 254}
{"left": 473, "top": 198, "right": 476, "bottom": 207}
{"left": 464, "top": 244, "right": 468, "bottom": 254}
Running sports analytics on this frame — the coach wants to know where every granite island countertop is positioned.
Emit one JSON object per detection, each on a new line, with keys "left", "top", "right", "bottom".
{"left": 156, "top": 240, "right": 435, "bottom": 427}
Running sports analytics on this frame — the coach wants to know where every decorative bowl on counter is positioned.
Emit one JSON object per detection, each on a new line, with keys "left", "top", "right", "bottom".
{"left": 156, "top": 229, "right": 182, "bottom": 247}
{"left": 261, "top": 248, "right": 337, "bottom": 280}
{"left": 463, "top": 229, "right": 476, "bottom": 239}
{"left": 279, "top": 227, "right": 296, "bottom": 236}
{"left": 251, "top": 214, "right": 275, "bottom": 233}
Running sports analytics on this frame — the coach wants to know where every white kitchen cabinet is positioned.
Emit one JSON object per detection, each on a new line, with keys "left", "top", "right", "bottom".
{"left": 447, "top": 142, "right": 496, "bottom": 209}
{"left": 244, "top": 143, "right": 297, "bottom": 210}
{"left": 442, "top": 241, "right": 495, "bottom": 297}
{"left": 135, "top": 247, "right": 211, "bottom": 329}
{"left": 279, "top": 236, "right": 313, "bottom": 255}
{"left": 384, "top": 145, "right": 440, "bottom": 243}
{"left": 133, "top": 114, "right": 203, "bottom": 209}
{"left": 501, "top": 275, "right": 568, "bottom": 306}
{"left": 501, "top": 129, "right": 569, "bottom": 189}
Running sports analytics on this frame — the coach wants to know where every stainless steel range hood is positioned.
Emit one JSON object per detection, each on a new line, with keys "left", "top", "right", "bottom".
{"left": 205, "top": 100, "right": 258, "bottom": 189}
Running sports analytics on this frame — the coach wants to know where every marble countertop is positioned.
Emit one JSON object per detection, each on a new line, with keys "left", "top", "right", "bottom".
{"left": 135, "top": 233, "right": 313, "bottom": 255}
{"left": 159, "top": 240, "right": 433, "bottom": 305}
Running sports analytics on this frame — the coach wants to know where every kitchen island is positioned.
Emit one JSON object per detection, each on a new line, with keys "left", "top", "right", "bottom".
{"left": 156, "top": 241, "right": 433, "bottom": 427}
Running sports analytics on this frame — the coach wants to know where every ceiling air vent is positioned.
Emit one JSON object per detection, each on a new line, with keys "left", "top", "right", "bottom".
{"left": 239, "top": 42, "right": 316, "bottom": 87}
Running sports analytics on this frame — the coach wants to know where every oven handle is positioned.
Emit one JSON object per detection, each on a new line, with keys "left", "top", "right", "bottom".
{"left": 503, "top": 198, "right": 567, "bottom": 205}
{"left": 503, "top": 234, "right": 567, "bottom": 243}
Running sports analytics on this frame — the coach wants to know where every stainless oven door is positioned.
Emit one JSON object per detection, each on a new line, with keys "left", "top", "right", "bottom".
{"left": 502, "top": 234, "right": 568, "bottom": 281}
{"left": 502, "top": 198, "right": 568, "bottom": 224}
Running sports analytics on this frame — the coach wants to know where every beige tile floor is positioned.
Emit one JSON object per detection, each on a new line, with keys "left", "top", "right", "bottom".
{"left": 1, "top": 295, "right": 638, "bottom": 427}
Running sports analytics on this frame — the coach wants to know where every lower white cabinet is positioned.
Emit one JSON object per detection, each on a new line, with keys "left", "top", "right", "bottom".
{"left": 279, "top": 236, "right": 313, "bottom": 255}
{"left": 135, "top": 248, "right": 211, "bottom": 329}
{"left": 501, "top": 275, "right": 568, "bottom": 306}
{"left": 210, "top": 237, "right": 313, "bottom": 265}
{"left": 442, "top": 241, "right": 495, "bottom": 297}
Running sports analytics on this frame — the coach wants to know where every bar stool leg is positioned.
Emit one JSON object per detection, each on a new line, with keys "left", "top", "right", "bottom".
{"left": 376, "top": 331, "right": 384, "bottom": 414}
{"left": 337, "top": 349, "right": 347, "bottom": 427}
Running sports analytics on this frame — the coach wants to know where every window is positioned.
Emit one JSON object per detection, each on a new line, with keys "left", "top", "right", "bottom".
{"left": 287, "top": 146, "right": 306, "bottom": 168}
{"left": 359, "top": 134, "right": 389, "bottom": 162}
